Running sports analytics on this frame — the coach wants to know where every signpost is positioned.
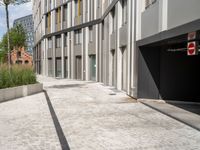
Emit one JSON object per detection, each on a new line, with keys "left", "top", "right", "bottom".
{"left": 187, "top": 32, "right": 198, "bottom": 56}
{"left": 187, "top": 41, "right": 198, "bottom": 56}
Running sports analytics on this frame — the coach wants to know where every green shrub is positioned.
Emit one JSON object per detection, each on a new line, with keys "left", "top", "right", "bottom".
{"left": 0, "top": 65, "right": 37, "bottom": 89}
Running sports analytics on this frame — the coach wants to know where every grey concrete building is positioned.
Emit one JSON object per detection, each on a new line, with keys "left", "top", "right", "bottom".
{"left": 33, "top": 0, "right": 139, "bottom": 98}
{"left": 33, "top": 0, "right": 200, "bottom": 102}
{"left": 13, "top": 14, "right": 34, "bottom": 54}
{"left": 137, "top": 0, "right": 200, "bottom": 102}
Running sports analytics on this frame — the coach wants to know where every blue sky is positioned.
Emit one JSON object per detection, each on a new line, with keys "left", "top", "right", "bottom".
{"left": 0, "top": 1, "right": 32, "bottom": 40}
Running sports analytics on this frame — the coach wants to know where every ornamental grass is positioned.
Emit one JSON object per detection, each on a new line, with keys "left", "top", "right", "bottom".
{"left": 0, "top": 65, "right": 36, "bottom": 89}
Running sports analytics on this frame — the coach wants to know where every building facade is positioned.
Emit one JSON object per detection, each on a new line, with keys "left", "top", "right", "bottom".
{"left": 137, "top": 0, "right": 200, "bottom": 102}
{"left": 33, "top": 0, "right": 140, "bottom": 98}
{"left": 13, "top": 15, "right": 34, "bottom": 54}
{"left": 33, "top": 0, "right": 200, "bottom": 102}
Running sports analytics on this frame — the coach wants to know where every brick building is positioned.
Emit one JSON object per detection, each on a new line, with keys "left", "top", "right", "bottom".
{"left": 10, "top": 47, "right": 33, "bottom": 66}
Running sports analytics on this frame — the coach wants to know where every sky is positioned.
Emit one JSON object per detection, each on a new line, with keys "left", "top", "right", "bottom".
{"left": 0, "top": 1, "right": 32, "bottom": 40}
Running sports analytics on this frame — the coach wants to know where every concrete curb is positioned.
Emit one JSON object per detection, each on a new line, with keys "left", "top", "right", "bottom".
{"left": 0, "top": 83, "right": 43, "bottom": 103}
{"left": 138, "top": 99, "right": 200, "bottom": 132}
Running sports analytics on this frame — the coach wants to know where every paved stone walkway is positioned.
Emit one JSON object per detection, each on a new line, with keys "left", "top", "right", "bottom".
{"left": 39, "top": 76, "right": 200, "bottom": 150}
{"left": 0, "top": 76, "right": 200, "bottom": 150}
{"left": 0, "top": 93, "right": 61, "bottom": 150}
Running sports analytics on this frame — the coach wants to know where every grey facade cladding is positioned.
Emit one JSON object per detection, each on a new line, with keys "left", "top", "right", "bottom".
{"left": 13, "top": 14, "right": 34, "bottom": 54}
{"left": 33, "top": 0, "right": 200, "bottom": 101}
{"left": 138, "top": 0, "right": 200, "bottom": 102}
{"left": 33, "top": 0, "right": 137, "bottom": 98}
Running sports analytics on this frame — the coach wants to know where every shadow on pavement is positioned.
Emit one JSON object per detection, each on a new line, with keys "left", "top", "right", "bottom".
{"left": 48, "top": 84, "right": 85, "bottom": 89}
{"left": 166, "top": 101, "right": 200, "bottom": 116}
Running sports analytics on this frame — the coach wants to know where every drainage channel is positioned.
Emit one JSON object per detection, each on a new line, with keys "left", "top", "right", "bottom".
{"left": 43, "top": 90, "right": 70, "bottom": 150}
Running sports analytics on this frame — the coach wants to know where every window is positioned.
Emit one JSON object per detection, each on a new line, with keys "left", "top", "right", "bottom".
{"left": 121, "top": 0, "right": 127, "bottom": 25}
{"left": 63, "top": 5, "right": 67, "bottom": 21}
{"left": 75, "top": 29, "right": 82, "bottom": 44}
{"left": 17, "top": 51, "right": 21, "bottom": 58}
{"left": 102, "top": 21, "right": 104, "bottom": 40}
{"left": 56, "top": 8, "right": 61, "bottom": 24}
{"left": 46, "top": 13, "right": 51, "bottom": 29}
{"left": 64, "top": 33, "right": 68, "bottom": 47}
{"left": 56, "top": 35, "right": 61, "bottom": 48}
{"left": 89, "top": 26, "right": 93, "bottom": 42}
{"left": 75, "top": 0, "right": 82, "bottom": 17}
{"left": 48, "top": 37, "right": 52, "bottom": 49}
{"left": 89, "top": 0, "right": 94, "bottom": 20}
{"left": 111, "top": 8, "right": 116, "bottom": 33}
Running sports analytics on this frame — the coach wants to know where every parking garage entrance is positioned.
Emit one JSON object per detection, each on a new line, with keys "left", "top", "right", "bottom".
{"left": 138, "top": 34, "right": 200, "bottom": 102}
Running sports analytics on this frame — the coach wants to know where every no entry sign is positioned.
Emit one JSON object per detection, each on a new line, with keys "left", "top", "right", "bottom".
{"left": 187, "top": 41, "right": 198, "bottom": 56}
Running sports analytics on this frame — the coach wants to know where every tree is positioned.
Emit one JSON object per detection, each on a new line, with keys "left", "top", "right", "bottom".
{"left": 0, "top": 24, "right": 27, "bottom": 63}
{"left": 0, "top": 0, "right": 31, "bottom": 70}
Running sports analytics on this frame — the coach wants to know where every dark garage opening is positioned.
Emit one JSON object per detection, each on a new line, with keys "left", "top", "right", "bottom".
{"left": 138, "top": 41, "right": 200, "bottom": 102}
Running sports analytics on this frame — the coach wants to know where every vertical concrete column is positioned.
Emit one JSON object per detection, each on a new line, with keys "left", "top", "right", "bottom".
{"left": 95, "top": 25, "right": 99, "bottom": 82}
{"left": 116, "top": 2, "right": 122, "bottom": 90}
{"left": 70, "top": 31, "right": 75, "bottom": 79}
{"left": 130, "top": 0, "right": 138, "bottom": 98}
{"left": 67, "top": 33, "right": 70, "bottom": 79}
{"left": 45, "top": 38, "right": 48, "bottom": 76}
{"left": 68, "top": 1, "right": 71, "bottom": 28}
{"left": 52, "top": 36, "right": 56, "bottom": 77}
{"left": 61, "top": 33, "right": 65, "bottom": 78}
{"left": 82, "top": 0, "right": 86, "bottom": 23}
{"left": 161, "top": 0, "right": 168, "bottom": 31}
{"left": 136, "top": 0, "right": 142, "bottom": 41}
{"left": 71, "top": 0, "right": 75, "bottom": 27}
{"left": 98, "top": 23, "right": 102, "bottom": 82}
{"left": 81, "top": 28, "right": 84, "bottom": 80}
{"left": 94, "top": 0, "right": 97, "bottom": 20}
{"left": 85, "top": 27, "right": 89, "bottom": 81}
{"left": 127, "top": 0, "right": 132, "bottom": 95}
{"left": 51, "top": 10, "right": 55, "bottom": 33}
{"left": 43, "top": 39, "right": 46, "bottom": 76}
{"left": 61, "top": 5, "right": 63, "bottom": 30}
{"left": 108, "top": 14, "right": 112, "bottom": 86}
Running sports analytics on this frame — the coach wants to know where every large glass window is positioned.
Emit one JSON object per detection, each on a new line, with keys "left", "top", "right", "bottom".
{"left": 63, "top": 5, "right": 67, "bottom": 21}
{"left": 64, "top": 33, "right": 68, "bottom": 47}
{"left": 75, "top": 0, "right": 82, "bottom": 17}
{"left": 89, "top": 26, "right": 93, "bottom": 42}
{"left": 55, "top": 8, "right": 61, "bottom": 24}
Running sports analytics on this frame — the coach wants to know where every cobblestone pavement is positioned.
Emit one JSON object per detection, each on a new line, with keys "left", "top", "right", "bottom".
{"left": 38, "top": 76, "right": 200, "bottom": 150}
{"left": 0, "top": 93, "right": 61, "bottom": 150}
{"left": 1, "top": 76, "right": 200, "bottom": 150}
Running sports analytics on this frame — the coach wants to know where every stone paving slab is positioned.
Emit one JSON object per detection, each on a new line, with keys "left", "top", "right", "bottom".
{"left": 139, "top": 99, "right": 200, "bottom": 131}
{"left": 0, "top": 93, "right": 61, "bottom": 150}
{"left": 37, "top": 76, "right": 200, "bottom": 150}
{"left": 1, "top": 75, "right": 200, "bottom": 150}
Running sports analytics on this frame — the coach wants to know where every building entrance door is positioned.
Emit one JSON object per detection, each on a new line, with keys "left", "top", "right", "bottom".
{"left": 89, "top": 55, "right": 96, "bottom": 81}
{"left": 56, "top": 58, "right": 62, "bottom": 78}
{"left": 121, "top": 47, "right": 127, "bottom": 91}
{"left": 76, "top": 56, "right": 82, "bottom": 80}
{"left": 111, "top": 50, "right": 116, "bottom": 86}
{"left": 65, "top": 57, "right": 68, "bottom": 78}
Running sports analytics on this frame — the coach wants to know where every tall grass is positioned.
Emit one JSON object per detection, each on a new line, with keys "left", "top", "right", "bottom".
{"left": 0, "top": 65, "right": 37, "bottom": 89}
